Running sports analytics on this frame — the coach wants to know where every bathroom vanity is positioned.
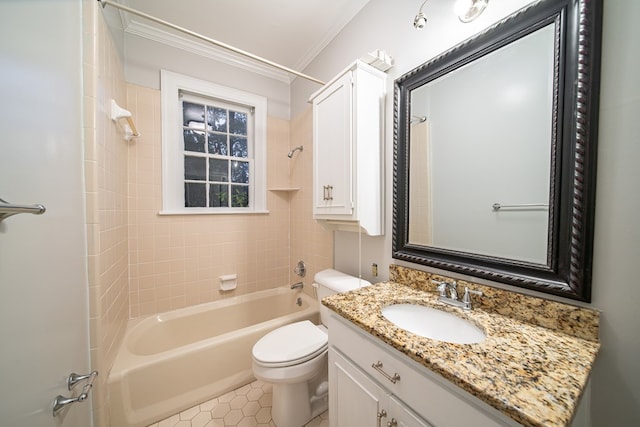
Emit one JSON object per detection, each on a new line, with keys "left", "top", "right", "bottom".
{"left": 328, "top": 314, "right": 521, "bottom": 426}
{"left": 323, "top": 266, "right": 599, "bottom": 427}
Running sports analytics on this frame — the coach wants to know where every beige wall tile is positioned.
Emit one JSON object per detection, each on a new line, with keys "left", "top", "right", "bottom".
{"left": 84, "top": 1, "right": 130, "bottom": 424}
{"left": 86, "top": 8, "right": 335, "bottom": 424}
{"left": 126, "top": 83, "right": 305, "bottom": 316}
{"left": 289, "top": 107, "right": 334, "bottom": 294}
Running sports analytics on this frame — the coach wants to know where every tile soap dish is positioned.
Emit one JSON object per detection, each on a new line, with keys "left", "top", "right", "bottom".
{"left": 219, "top": 274, "right": 237, "bottom": 291}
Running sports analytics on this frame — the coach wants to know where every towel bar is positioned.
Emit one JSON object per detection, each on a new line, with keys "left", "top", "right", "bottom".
{"left": 0, "top": 197, "right": 46, "bottom": 222}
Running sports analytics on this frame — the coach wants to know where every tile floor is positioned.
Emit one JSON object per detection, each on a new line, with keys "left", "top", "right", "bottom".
{"left": 147, "top": 380, "right": 329, "bottom": 427}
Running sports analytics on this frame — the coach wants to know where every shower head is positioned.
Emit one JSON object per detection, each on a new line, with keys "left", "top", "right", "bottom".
{"left": 287, "top": 145, "right": 303, "bottom": 158}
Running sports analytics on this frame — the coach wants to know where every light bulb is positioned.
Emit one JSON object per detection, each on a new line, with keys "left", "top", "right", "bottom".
{"left": 453, "top": 0, "right": 472, "bottom": 17}
{"left": 454, "top": 0, "right": 489, "bottom": 23}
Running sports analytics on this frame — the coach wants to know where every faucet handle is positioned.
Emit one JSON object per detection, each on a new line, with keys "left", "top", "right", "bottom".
{"left": 447, "top": 281, "right": 458, "bottom": 300}
{"left": 462, "top": 287, "right": 483, "bottom": 310}
{"left": 433, "top": 281, "right": 447, "bottom": 297}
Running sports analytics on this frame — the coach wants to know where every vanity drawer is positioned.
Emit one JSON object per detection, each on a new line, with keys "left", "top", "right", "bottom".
{"left": 328, "top": 314, "right": 518, "bottom": 427}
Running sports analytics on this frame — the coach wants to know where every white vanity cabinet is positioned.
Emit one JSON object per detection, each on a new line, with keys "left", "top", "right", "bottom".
{"left": 331, "top": 348, "right": 431, "bottom": 427}
{"left": 328, "top": 314, "right": 521, "bottom": 427}
{"left": 310, "top": 60, "right": 385, "bottom": 236}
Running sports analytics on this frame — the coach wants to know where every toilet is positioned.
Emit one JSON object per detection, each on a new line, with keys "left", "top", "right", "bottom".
{"left": 252, "top": 269, "right": 371, "bottom": 427}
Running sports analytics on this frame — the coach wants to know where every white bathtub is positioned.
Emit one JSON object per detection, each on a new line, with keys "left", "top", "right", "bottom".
{"left": 108, "top": 287, "right": 320, "bottom": 427}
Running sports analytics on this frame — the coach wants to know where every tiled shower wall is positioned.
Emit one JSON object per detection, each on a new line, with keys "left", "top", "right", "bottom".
{"left": 85, "top": 3, "right": 334, "bottom": 424}
{"left": 126, "top": 84, "right": 296, "bottom": 317}
{"left": 83, "top": 0, "right": 130, "bottom": 425}
{"left": 289, "top": 107, "right": 334, "bottom": 288}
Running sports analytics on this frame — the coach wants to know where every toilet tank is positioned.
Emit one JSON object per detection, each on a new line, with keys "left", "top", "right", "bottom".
{"left": 313, "top": 269, "right": 371, "bottom": 326}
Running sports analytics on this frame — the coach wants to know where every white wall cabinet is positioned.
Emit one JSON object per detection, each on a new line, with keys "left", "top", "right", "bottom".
{"left": 328, "top": 314, "right": 522, "bottom": 427}
{"left": 310, "top": 61, "right": 385, "bottom": 236}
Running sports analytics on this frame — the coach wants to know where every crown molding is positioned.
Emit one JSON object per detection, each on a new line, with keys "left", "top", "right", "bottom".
{"left": 124, "top": 19, "right": 292, "bottom": 84}
{"left": 292, "top": 0, "right": 370, "bottom": 72}
{"left": 115, "top": 0, "right": 133, "bottom": 30}
{"left": 113, "top": 0, "right": 371, "bottom": 84}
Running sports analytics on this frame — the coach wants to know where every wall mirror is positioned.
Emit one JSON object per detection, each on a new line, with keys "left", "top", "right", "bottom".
{"left": 393, "top": 0, "right": 602, "bottom": 302}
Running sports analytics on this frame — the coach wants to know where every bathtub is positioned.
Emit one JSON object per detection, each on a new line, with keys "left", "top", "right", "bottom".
{"left": 108, "top": 287, "right": 320, "bottom": 427}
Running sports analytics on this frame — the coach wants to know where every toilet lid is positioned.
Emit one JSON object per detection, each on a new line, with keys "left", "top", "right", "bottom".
{"left": 253, "top": 320, "right": 328, "bottom": 367}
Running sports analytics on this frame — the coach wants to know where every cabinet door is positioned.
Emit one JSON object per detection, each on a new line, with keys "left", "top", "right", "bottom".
{"left": 330, "top": 349, "right": 387, "bottom": 427}
{"left": 313, "top": 71, "right": 353, "bottom": 216}
{"left": 388, "top": 395, "right": 433, "bottom": 427}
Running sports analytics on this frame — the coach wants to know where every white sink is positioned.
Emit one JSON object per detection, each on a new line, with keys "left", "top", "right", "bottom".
{"left": 381, "top": 303, "right": 486, "bottom": 344}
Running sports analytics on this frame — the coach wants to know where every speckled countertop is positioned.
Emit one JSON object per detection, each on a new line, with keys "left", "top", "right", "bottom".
{"left": 322, "top": 266, "right": 600, "bottom": 427}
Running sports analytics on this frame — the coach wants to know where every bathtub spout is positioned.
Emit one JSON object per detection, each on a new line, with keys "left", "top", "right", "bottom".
{"left": 291, "top": 282, "right": 304, "bottom": 290}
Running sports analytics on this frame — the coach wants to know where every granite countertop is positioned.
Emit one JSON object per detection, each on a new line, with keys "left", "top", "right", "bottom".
{"left": 322, "top": 280, "right": 600, "bottom": 427}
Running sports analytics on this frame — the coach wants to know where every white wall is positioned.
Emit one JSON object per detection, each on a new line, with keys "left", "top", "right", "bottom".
{"left": 588, "top": 0, "right": 640, "bottom": 423}
{"left": 292, "top": 0, "right": 640, "bottom": 425}
{"left": 123, "top": 31, "right": 292, "bottom": 119}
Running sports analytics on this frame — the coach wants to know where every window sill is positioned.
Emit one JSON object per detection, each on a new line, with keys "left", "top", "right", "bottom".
{"left": 158, "top": 209, "right": 270, "bottom": 216}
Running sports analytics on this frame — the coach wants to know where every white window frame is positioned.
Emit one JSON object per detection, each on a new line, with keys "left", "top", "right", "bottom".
{"left": 160, "top": 69, "right": 268, "bottom": 214}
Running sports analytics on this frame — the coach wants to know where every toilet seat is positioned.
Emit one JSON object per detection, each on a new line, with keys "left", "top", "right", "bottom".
{"left": 252, "top": 320, "right": 328, "bottom": 368}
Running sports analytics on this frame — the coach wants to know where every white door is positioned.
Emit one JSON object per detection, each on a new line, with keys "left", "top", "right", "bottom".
{"left": 0, "top": 1, "right": 92, "bottom": 426}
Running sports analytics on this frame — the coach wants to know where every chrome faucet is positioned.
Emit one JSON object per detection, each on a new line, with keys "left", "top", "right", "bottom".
{"left": 434, "top": 280, "right": 482, "bottom": 310}
{"left": 435, "top": 280, "right": 456, "bottom": 299}
{"left": 290, "top": 282, "right": 304, "bottom": 290}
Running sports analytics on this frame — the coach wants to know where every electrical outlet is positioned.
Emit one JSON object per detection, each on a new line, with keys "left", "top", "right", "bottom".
{"left": 371, "top": 263, "right": 378, "bottom": 277}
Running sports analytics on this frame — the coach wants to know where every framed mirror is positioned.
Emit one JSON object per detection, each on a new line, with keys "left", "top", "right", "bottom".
{"left": 393, "top": 0, "right": 602, "bottom": 302}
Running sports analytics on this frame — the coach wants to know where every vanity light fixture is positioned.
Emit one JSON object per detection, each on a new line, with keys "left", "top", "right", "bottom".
{"left": 454, "top": 0, "right": 489, "bottom": 23}
{"left": 413, "top": 0, "right": 428, "bottom": 29}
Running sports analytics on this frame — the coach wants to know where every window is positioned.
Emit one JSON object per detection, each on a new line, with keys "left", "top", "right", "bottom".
{"left": 182, "top": 95, "right": 251, "bottom": 208}
{"left": 161, "top": 70, "right": 267, "bottom": 214}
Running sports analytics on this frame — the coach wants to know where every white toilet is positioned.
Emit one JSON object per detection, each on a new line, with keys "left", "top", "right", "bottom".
{"left": 252, "top": 269, "right": 371, "bottom": 427}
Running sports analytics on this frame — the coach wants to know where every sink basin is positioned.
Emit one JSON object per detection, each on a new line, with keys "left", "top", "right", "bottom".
{"left": 381, "top": 303, "right": 486, "bottom": 344}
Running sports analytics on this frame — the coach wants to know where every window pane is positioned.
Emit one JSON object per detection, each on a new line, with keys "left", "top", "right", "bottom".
{"left": 231, "top": 185, "right": 249, "bottom": 207}
{"left": 231, "top": 160, "right": 249, "bottom": 184}
{"left": 185, "top": 183, "right": 206, "bottom": 207}
{"left": 184, "top": 156, "right": 206, "bottom": 181}
{"left": 230, "top": 136, "right": 248, "bottom": 158}
{"left": 210, "top": 158, "right": 228, "bottom": 182}
{"left": 207, "top": 106, "right": 227, "bottom": 132}
{"left": 208, "top": 133, "right": 228, "bottom": 155}
{"left": 183, "top": 102, "right": 205, "bottom": 128}
{"left": 209, "top": 184, "right": 228, "bottom": 207}
{"left": 184, "top": 129, "right": 205, "bottom": 153}
{"left": 229, "top": 111, "right": 247, "bottom": 135}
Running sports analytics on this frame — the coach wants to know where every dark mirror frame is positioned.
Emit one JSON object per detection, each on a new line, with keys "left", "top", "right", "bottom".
{"left": 393, "top": 0, "right": 602, "bottom": 302}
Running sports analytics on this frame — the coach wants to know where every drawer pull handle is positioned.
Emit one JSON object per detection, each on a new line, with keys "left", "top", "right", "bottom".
{"left": 387, "top": 418, "right": 398, "bottom": 427}
{"left": 377, "top": 409, "right": 387, "bottom": 427}
{"left": 322, "top": 185, "right": 334, "bottom": 201}
{"left": 371, "top": 361, "right": 400, "bottom": 384}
